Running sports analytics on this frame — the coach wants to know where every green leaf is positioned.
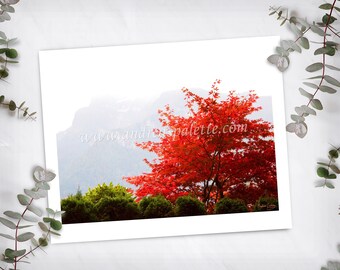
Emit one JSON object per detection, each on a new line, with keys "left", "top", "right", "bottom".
{"left": 314, "top": 46, "right": 336, "bottom": 56}
{"left": 49, "top": 230, "right": 61, "bottom": 236}
{"left": 17, "top": 225, "right": 33, "bottom": 229}
{"left": 39, "top": 237, "right": 48, "bottom": 247}
{"left": 0, "top": 69, "right": 9, "bottom": 78}
{"left": 290, "top": 23, "right": 303, "bottom": 37}
{"left": 317, "top": 167, "right": 329, "bottom": 178}
{"left": 319, "top": 3, "right": 333, "bottom": 9}
{"left": 325, "top": 64, "right": 340, "bottom": 71}
{"left": 291, "top": 114, "right": 305, "bottom": 122}
{"left": 298, "top": 37, "right": 309, "bottom": 49}
{"left": 311, "top": 99, "right": 323, "bottom": 110}
{"left": 305, "top": 62, "right": 323, "bottom": 72}
{"left": 5, "top": 248, "right": 26, "bottom": 259}
{"left": 325, "top": 182, "right": 335, "bottom": 189}
{"left": 4, "top": 211, "right": 22, "bottom": 220}
{"left": 55, "top": 210, "right": 66, "bottom": 216}
{"left": 322, "top": 14, "right": 337, "bottom": 25}
{"left": 50, "top": 219, "right": 62, "bottom": 231}
{"left": 306, "top": 75, "right": 323, "bottom": 80}
{"left": 288, "top": 40, "right": 302, "bottom": 53}
{"left": 330, "top": 164, "right": 340, "bottom": 174}
{"left": 326, "top": 173, "right": 337, "bottom": 179}
{"left": 31, "top": 238, "right": 39, "bottom": 247}
{"left": 18, "top": 101, "right": 25, "bottom": 109}
{"left": 0, "top": 95, "right": 4, "bottom": 103}
{"left": 33, "top": 166, "right": 56, "bottom": 182}
{"left": 17, "top": 194, "right": 30, "bottom": 205}
{"left": 24, "top": 189, "right": 40, "bottom": 199}
{"left": 319, "top": 85, "right": 337, "bottom": 94}
{"left": 46, "top": 208, "right": 55, "bottom": 215}
{"left": 27, "top": 205, "right": 43, "bottom": 217}
{"left": 299, "top": 88, "right": 313, "bottom": 99}
{"left": 315, "top": 180, "right": 325, "bottom": 187}
{"left": 17, "top": 232, "right": 35, "bottom": 242}
{"left": 38, "top": 222, "right": 49, "bottom": 232}
{"left": 0, "top": 217, "right": 16, "bottom": 229}
{"left": 8, "top": 100, "right": 16, "bottom": 111}
{"left": 317, "top": 162, "right": 329, "bottom": 166}
{"left": 0, "top": 233, "right": 15, "bottom": 240}
{"left": 43, "top": 217, "right": 53, "bottom": 223}
{"left": 5, "top": 48, "right": 17, "bottom": 59}
{"left": 303, "top": 82, "right": 318, "bottom": 89}
{"left": 0, "top": 31, "right": 7, "bottom": 40}
{"left": 22, "top": 215, "right": 39, "bottom": 223}
{"left": 329, "top": 149, "right": 339, "bottom": 159}
{"left": 324, "top": 75, "right": 340, "bottom": 87}
{"left": 311, "top": 24, "right": 325, "bottom": 36}
{"left": 35, "top": 181, "right": 50, "bottom": 190}
{"left": 301, "top": 105, "right": 316, "bottom": 115}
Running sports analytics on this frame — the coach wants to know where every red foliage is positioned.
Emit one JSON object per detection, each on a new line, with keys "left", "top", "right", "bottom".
{"left": 124, "top": 80, "right": 277, "bottom": 210}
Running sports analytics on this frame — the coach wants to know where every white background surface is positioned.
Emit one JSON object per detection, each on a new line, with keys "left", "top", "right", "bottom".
{"left": 0, "top": 0, "right": 339, "bottom": 269}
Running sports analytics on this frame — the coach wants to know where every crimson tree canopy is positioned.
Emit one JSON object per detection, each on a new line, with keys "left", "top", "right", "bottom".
{"left": 125, "top": 80, "right": 277, "bottom": 210}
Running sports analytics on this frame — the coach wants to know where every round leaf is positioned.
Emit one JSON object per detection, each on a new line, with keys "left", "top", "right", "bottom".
{"left": 50, "top": 219, "right": 62, "bottom": 231}
{"left": 5, "top": 48, "right": 17, "bottom": 59}
{"left": 317, "top": 167, "right": 329, "bottom": 178}
{"left": 311, "top": 99, "right": 323, "bottom": 110}
{"left": 17, "top": 194, "right": 30, "bottom": 206}
{"left": 8, "top": 100, "right": 16, "bottom": 111}
{"left": 17, "top": 232, "right": 35, "bottom": 242}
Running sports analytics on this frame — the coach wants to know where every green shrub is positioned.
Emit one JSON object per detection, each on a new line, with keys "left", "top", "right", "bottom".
{"left": 139, "top": 195, "right": 173, "bottom": 219}
{"left": 95, "top": 196, "right": 141, "bottom": 221}
{"left": 84, "top": 183, "right": 134, "bottom": 204}
{"left": 174, "top": 196, "right": 206, "bottom": 217}
{"left": 254, "top": 196, "right": 279, "bottom": 211}
{"left": 214, "top": 197, "right": 248, "bottom": 214}
{"left": 61, "top": 195, "right": 97, "bottom": 224}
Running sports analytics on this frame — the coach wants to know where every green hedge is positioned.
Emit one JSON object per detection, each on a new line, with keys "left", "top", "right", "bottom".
{"left": 254, "top": 196, "right": 279, "bottom": 211}
{"left": 174, "top": 196, "right": 206, "bottom": 216}
{"left": 214, "top": 197, "right": 248, "bottom": 214}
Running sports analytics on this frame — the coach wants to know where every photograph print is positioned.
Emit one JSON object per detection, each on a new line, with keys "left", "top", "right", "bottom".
{"left": 40, "top": 37, "right": 291, "bottom": 242}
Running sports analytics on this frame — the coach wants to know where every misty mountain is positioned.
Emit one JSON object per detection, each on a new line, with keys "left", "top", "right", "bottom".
{"left": 57, "top": 90, "right": 273, "bottom": 198}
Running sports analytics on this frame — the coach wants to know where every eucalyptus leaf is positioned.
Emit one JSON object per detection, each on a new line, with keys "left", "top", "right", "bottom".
{"left": 17, "top": 232, "right": 35, "bottom": 242}
{"left": 291, "top": 114, "right": 305, "bottom": 122}
{"left": 303, "top": 82, "right": 318, "bottom": 89}
{"left": 0, "top": 233, "right": 15, "bottom": 240}
{"left": 31, "top": 238, "right": 39, "bottom": 247}
{"left": 4, "top": 211, "right": 21, "bottom": 220}
{"left": 325, "top": 182, "right": 335, "bottom": 189}
{"left": 27, "top": 205, "right": 43, "bottom": 217}
{"left": 288, "top": 40, "right": 302, "bottom": 53}
{"left": 286, "top": 122, "right": 296, "bottom": 133}
{"left": 329, "top": 149, "right": 339, "bottom": 159}
{"left": 38, "top": 222, "right": 49, "bottom": 232}
{"left": 326, "top": 173, "right": 337, "bottom": 179}
{"left": 22, "top": 215, "right": 39, "bottom": 223}
{"left": 39, "top": 237, "right": 48, "bottom": 247}
{"left": 317, "top": 167, "right": 329, "bottom": 178}
{"left": 330, "top": 164, "right": 340, "bottom": 174}
{"left": 24, "top": 189, "right": 40, "bottom": 199}
{"left": 49, "top": 230, "right": 61, "bottom": 236}
{"left": 17, "top": 194, "right": 30, "bottom": 206}
{"left": 299, "top": 88, "right": 313, "bottom": 99}
{"left": 324, "top": 75, "right": 340, "bottom": 87}
{"left": 301, "top": 105, "right": 316, "bottom": 115}
{"left": 317, "top": 162, "right": 330, "bottom": 166}
{"left": 35, "top": 181, "right": 50, "bottom": 190}
{"left": 0, "top": 31, "right": 7, "bottom": 40}
{"left": 5, "top": 248, "right": 26, "bottom": 259}
{"left": 50, "top": 219, "right": 62, "bottom": 231}
{"left": 322, "top": 14, "right": 336, "bottom": 25}
{"left": 319, "top": 3, "right": 333, "bottom": 9}
{"left": 325, "top": 64, "right": 340, "bottom": 71}
{"left": 315, "top": 180, "right": 325, "bottom": 187}
{"left": 311, "top": 99, "right": 323, "bottom": 110}
{"left": 8, "top": 100, "right": 16, "bottom": 111}
{"left": 46, "top": 208, "right": 55, "bottom": 215}
{"left": 295, "top": 17, "right": 310, "bottom": 28}
{"left": 290, "top": 23, "right": 303, "bottom": 37}
{"left": 319, "top": 85, "right": 337, "bottom": 94}
{"left": 311, "top": 24, "right": 325, "bottom": 36}
{"left": 305, "top": 62, "right": 323, "bottom": 72}
{"left": 33, "top": 166, "right": 56, "bottom": 182}
{"left": 0, "top": 217, "right": 16, "bottom": 229}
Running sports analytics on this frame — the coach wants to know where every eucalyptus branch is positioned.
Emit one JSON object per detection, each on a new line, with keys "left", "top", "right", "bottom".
{"left": 315, "top": 146, "right": 340, "bottom": 189}
{"left": 0, "top": 95, "right": 37, "bottom": 121}
{"left": 0, "top": 166, "right": 63, "bottom": 270}
{"left": 268, "top": 1, "right": 340, "bottom": 138}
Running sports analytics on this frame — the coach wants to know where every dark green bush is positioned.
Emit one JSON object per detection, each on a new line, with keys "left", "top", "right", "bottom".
{"left": 95, "top": 196, "right": 141, "bottom": 221}
{"left": 254, "top": 196, "right": 279, "bottom": 211}
{"left": 174, "top": 196, "right": 206, "bottom": 217}
{"left": 214, "top": 197, "right": 248, "bottom": 214}
{"left": 139, "top": 195, "right": 173, "bottom": 219}
{"left": 61, "top": 195, "right": 97, "bottom": 224}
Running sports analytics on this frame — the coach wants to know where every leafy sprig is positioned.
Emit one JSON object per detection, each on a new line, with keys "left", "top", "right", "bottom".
{"left": 268, "top": 1, "right": 340, "bottom": 138}
{"left": 0, "top": 95, "right": 36, "bottom": 120}
{"left": 0, "top": 166, "right": 63, "bottom": 270}
{"left": 315, "top": 146, "right": 340, "bottom": 189}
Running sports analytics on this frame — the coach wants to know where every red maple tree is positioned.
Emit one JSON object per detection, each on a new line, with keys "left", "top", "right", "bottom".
{"left": 125, "top": 80, "right": 277, "bottom": 210}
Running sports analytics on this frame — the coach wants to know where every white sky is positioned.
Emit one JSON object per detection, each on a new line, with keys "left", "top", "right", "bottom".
{"left": 39, "top": 37, "right": 281, "bottom": 133}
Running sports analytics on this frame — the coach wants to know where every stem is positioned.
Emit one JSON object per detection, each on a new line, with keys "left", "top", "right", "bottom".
{"left": 13, "top": 197, "right": 34, "bottom": 269}
{"left": 328, "top": 26, "right": 340, "bottom": 38}
{"left": 304, "top": 0, "right": 337, "bottom": 110}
